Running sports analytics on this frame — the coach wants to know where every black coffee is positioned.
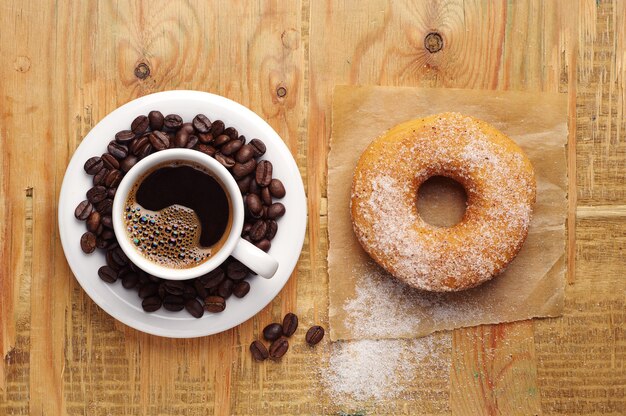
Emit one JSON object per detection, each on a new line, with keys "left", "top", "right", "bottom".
{"left": 124, "top": 162, "right": 231, "bottom": 269}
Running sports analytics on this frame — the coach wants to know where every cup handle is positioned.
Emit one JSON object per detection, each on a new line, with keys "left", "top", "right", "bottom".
{"left": 231, "top": 238, "right": 279, "bottom": 279}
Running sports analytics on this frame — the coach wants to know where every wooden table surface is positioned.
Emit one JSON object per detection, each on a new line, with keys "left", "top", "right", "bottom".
{"left": 1, "top": 1, "right": 625, "bottom": 415}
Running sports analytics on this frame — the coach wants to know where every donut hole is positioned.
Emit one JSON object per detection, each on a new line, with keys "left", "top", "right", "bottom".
{"left": 416, "top": 176, "right": 468, "bottom": 227}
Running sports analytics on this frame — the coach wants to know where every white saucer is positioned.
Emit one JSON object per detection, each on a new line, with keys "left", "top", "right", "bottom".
{"left": 58, "top": 90, "right": 307, "bottom": 338}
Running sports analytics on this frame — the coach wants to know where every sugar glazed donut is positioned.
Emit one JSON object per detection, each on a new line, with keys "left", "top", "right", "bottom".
{"left": 350, "top": 113, "right": 536, "bottom": 292}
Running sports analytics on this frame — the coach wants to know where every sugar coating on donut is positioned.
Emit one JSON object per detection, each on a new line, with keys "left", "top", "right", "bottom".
{"left": 350, "top": 112, "right": 536, "bottom": 292}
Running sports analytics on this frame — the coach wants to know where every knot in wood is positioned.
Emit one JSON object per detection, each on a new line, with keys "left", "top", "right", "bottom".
{"left": 134, "top": 62, "right": 150, "bottom": 80}
{"left": 424, "top": 32, "right": 443, "bottom": 53}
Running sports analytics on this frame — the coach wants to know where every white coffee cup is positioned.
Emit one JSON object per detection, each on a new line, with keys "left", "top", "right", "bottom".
{"left": 112, "top": 148, "right": 279, "bottom": 280}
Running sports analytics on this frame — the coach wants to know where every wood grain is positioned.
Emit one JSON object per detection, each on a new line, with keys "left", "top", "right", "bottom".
{"left": 0, "top": 0, "right": 625, "bottom": 415}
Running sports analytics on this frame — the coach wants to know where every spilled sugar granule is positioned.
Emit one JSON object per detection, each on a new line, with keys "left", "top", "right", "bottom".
{"left": 321, "top": 335, "right": 451, "bottom": 403}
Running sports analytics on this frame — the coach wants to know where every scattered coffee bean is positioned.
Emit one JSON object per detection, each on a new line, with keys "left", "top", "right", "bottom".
{"left": 232, "top": 159, "right": 257, "bottom": 179}
{"left": 101, "top": 153, "right": 120, "bottom": 170}
{"left": 87, "top": 186, "right": 107, "bottom": 204}
{"left": 269, "top": 179, "right": 286, "bottom": 198}
{"left": 217, "top": 278, "right": 234, "bottom": 299}
{"left": 249, "top": 220, "right": 268, "bottom": 242}
{"left": 265, "top": 220, "right": 278, "bottom": 240}
{"left": 142, "top": 296, "right": 162, "bottom": 312}
{"left": 223, "top": 127, "right": 238, "bottom": 140}
{"left": 98, "top": 265, "right": 118, "bottom": 283}
{"left": 269, "top": 336, "right": 289, "bottom": 359}
{"left": 84, "top": 156, "right": 103, "bottom": 174}
{"left": 263, "top": 323, "right": 283, "bottom": 341}
{"left": 185, "top": 298, "right": 204, "bottom": 318}
{"left": 115, "top": 130, "right": 135, "bottom": 143}
{"left": 130, "top": 135, "right": 150, "bottom": 156}
{"left": 164, "top": 114, "right": 183, "bottom": 130}
{"left": 120, "top": 155, "right": 138, "bottom": 172}
{"left": 250, "top": 138, "right": 266, "bottom": 157}
{"left": 305, "top": 325, "right": 325, "bottom": 345}
{"left": 235, "top": 144, "right": 255, "bottom": 163}
{"left": 100, "top": 215, "right": 112, "bottom": 229}
{"left": 74, "top": 200, "right": 93, "bottom": 220}
{"left": 104, "top": 169, "right": 123, "bottom": 188}
{"left": 95, "top": 198, "right": 113, "bottom": 214}
{"left": 237, "top": 135, "right": 246, "bottom": 144}
{"left": 197, "top": 133, "right": 214, "bottom": 144}
{"left": 267, "top": 203, "right": 286, "bottom": 219}
{"left": 192, "top": 114, "right": 212, "bottom": 133}
{"left": 210, "top": 119, "right": 225, "bottom": 136}
{"left": 183, "top": 283, "right": 197, "bottom": 300}
{"left": 248, "top": 179, "right": 261, "bottom": 196}
{"left": 255, "top": 160, "right": 273, "bottom": 187}
{"left": 221, "top": 139, "right": 242, "bottom": 156}
{"left": 92, "top": 168, "right": 108, "bottom": 186}
{"left": 186, "top": 135, "right": 198, "bottom": 149}
{"left": 131, "top": 115, "right": 149, "bottom": 135}
{"left": 213, "top": 134, "right": 231, "bottom": 148}
{"left": 237, "top": 176, "right": 252, "bottom": 194}
{"left": 261, "top": 187, "right": 272, "bottom": 206}
{"left": 204, "top": 296, "right": 226, "bottom": 313}
{"left": 246, "top": 193, "right": 263, "bottom": 218}
{"left": 255, "top": 239, "right": 271, "bottom": 252}
{"left": 194, "top": 279, "right": 208, "bottom": 299}
{"left": 107, "top": 187, "right": 117, "bottom": 199}
{"left": 250, "top": 340, "right": 269, "bottom": 361}
{"left": 200, "top": 268, "right": 226, "bottom": 288}
{"left": 163, "top": 280, "right": 186, "bottom": 296}
{"left": 138, "top": 283, "right": 159, "bottom": 298}
{"left": 108, "top": 141, "right": 128, "bottom": 159}
{"left": 121, "top": 271, "right": 139, "bottom": 289}
{"left": 215, "top": 152, "right": 236, "bottom": 169}
{"left": 232, "top": 281, "right": 250, "bottom": 298}
{"left": 148, "top": 110, "right": 164, "bottom": 130}
{"left": 163, "top": 295, "right": 185, "bottom": 311}
{"left": 174, "top": 123, "right": 194, "bottom": 148}
{"left": 149, "top": 131, "right": 170, "bottom": 151}
{"left": 101, "top": 229, "right": 116, "bottom": 241}
{"left": 86, "top": 211, "right": 101, "bottom": 233}
{"left": 282, "top": 313, "right": 298, "bottom": 337}
{"left": 196, "top": 143, "right": 216, "bottom": 157}
{"left": 226, "top": 261, "right": 248, "bottom": 280}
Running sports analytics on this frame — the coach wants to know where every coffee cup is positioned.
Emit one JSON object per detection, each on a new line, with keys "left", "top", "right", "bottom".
{"left": 112, "top": 148, "right": 279, "bottom": 280}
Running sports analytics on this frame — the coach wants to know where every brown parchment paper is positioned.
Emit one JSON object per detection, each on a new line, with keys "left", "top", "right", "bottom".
{"left": 328, "top": 85, "right": 568, "bottom": 341}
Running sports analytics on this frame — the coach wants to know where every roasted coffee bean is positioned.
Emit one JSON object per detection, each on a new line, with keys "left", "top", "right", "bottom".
{"left": 261, "top": 205, "right": 268, "bottom": 219}
{"left": 185, "top": 298, "right": 204, "bottom": 318}
{"left": 164, "top": 114, "right": 183, "bottom": 130}
{"left": 138, "top": 283, "right": 159, "bottom": 299}
{"left": 250, "top": 340, "right": 269, "bottom": 361}
{"left": 110, "top": 246, "right": 129, "bottom": 265}
{"left": 232, "top": 281, "right": 250, "bottom": 298}
{"left": 186, "top": 135, "right": 198, "bottom": 149}
{"left": 136, "top": 142, "right": 153, "bottom": 159}
{"left": 93, "top": 168, "right": 109, "bottom": 186}
{"left": 204, "top": 295, "right": 226, "bottom": 313}
{"left": 148, "top": 110, "right": 164, "bottom": 130}
{"left": 193, "top": 279, "right": 208, "bottom": 298}
{"left": 256, "top": 160, "right": 273, "bottom": 187}
{"left": 107, "top": 141, "right": 128, "bottom": 159}
{"left": 282, "top": 313, "right": 298, "bottom": 337}
{"left": 74, "top": 200, "right": 93, "bottom": 220}
{"left": 149, "top": 131, "right": 170, "bottom": 151}
{"left": 115, "top": 130, "right": 135, "bottom": 143}
{"left": 217, "top": 278, "right": 234, "bottom": 299}
{"left": 250, "top": 138, "right": 266, "bottom": 157}
{"left": 163, "top": 295, "right": 185, "bottom": 311}
{"left": 267, "top": 203, "right": 286, "bottom": 219}
{"left": 130, "top": 135, "right": 150, "bottom": 155}
{"left": 131, "top": 115, "right": 149, "bottom": 135}
{"left": 197, "top": 132, "right": 214, "bottom": 144}
{"left": 232, "top": 159, "right": 257, "bottom": 179}
{"left": 96, "top": 237, "right": 110, "bottom": 250}
{"left": 246, "top": 194, "right": 263, "bottom": 218}
{"left": 86, "top": 211, "right": 101, "bottom": 232}
{"left": 215, "top": 152, "right": 235, "bottom": 169}
{"left": 174, "top": 123, "right": 194, "bottom": 147}
{"left": 192, "top": 114, "right": 212, "bottom": 133}
{"left": 104, "top": 169, "right": 123, "bottom": 188}
{"left": 223, "top": 127, "right": 238, "bottom": 140}
{"left": 235, "top": 144, "right": 255, "bottom": 163}
{"left": 242, "top": 222, "right": 252, "bottom": 236}
{"left": 87, "top": 186, "right": 107, "bottom": 204}
{"left": 248, "top": 179, "right": 261, "bottom": 196}
{"left": 196, "top": 143, "right": 216, "bottom": 157}
{"left": 98, "top": 266, "right": 118, "bottom": 283}
{"left": 142, "top": 296, "right": 162, "bottom": 312}
{"left": 107, "top": 188, "right": 117, "bottom": 199}
{"left": 122, "top": 271, "right": 139, "bottom": 289}
{"left": 98, "top": 215, "right": 112, "bottom": 229}
{"left": 305, "top": 325, "right": 325, "bottom": 345}
{"left": 120, "top": 155, "right": 138, "bottom": 172}
{"left": 101, "top": 229, "right": 116, "bottom": 241}
{"left": 182, "top": 284, "right": 197, "bottom": 300}
{"left": 269, "top": 336, "right": 289, "bottom": 359}
{"left": 269, "top": 179, "right": 286, "bottom": 198}
{"left": 226, "top": 261, "right": 248, "bottom": 280}
{"left": 84, "top": 156, "right": 103, "bottom": 174}
{"left": 95, "top": 223, "right": 104, "bottom": 236}
{"left": 265, "top": 220, "right": 278, "bottom": 240}
{"left": 249, "top": 220, "right": 268, "bottom": 242}
{"left": 263, "top": 323, "right": 283, "bottom": 341}
{"left": 200, "top": 268, "right": 226, "bottom": 288}
{"left": 261, "top": 186, "right": 272, "bottom": 206}
{"left": 238, "top": 135, "right": 246, "bottom": 144}
{"left": 80, "top": 232, "right": 96, "bottom": 253}
{"left": 255, "top": 239, "right": 271, "bottom": 252}
{"left": 163, "top": 281, "right": 186, "bottom": 296}
{"left": 221, "top": 139, "right": 242, "bottom": 156}
{"left": 213, "top": 134, "right": 231, "bottom": 148}
{"left": 101, "top": 153, "right": 120, "bottom": 170}
{"left": 210, "top": 119, "right": 225, "bottom": 136}
{"left": 95, "top": 198, "right": 113, "bottom": 214}
{"left": 237, "top": 176, "right": 252, "bottom": 194}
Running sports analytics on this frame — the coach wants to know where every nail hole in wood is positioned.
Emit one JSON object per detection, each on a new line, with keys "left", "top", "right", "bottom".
{"left": 424, "top": 32, "right": 443, "bottom": 53}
